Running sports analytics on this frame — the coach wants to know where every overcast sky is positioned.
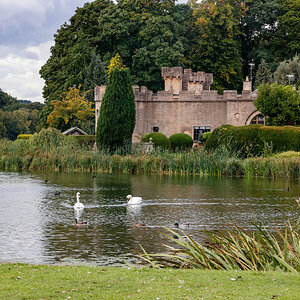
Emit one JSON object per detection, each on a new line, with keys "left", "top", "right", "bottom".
{"left": 0, "top": 0, "right": 187, "bottom": 103}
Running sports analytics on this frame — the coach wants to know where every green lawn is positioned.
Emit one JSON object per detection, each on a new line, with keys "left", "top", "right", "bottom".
{"left": 0, "top": 264, "right": 299, "bottom": 299}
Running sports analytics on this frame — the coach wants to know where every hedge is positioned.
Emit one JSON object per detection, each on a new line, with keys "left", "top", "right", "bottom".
{"left": 205, "top": 124, "right": 300, "bottom": 157}
{"left": 142, "top": 132, "right": 171, "bottom": 149}
{"left": 17, "top": 134, "right": 33, "bottom": 139}
{"left": 169, "top": 133, "right": 193, "bottom": 150}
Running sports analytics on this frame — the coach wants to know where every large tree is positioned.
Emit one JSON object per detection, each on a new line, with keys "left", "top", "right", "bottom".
{"left": 47, "top": 86, "right": 94, "bottom": 133}
{"left": 254, "top": 83, "right": 300, "bottom": 126}
{"left": 273, "top": 55, "right": 300, "bottom": 87}
{"left": 188, "top": 0, "right": 246, "bottom": 91}
{"left": 96, "top": 56, "right": 135, "bottom": 152}
{"left": 83, "top": 52, "right": 106, "bottom": 102}
{"left": 275, "top": 0, "right": 300, "bottom": 62}
{"left": 240, "top": 0, "right": 281, "bottom": 73}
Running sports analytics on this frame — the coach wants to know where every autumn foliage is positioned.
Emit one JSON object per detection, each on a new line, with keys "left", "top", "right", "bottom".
{"left": 47, "top": 85, "right": 94, "bottom": 131}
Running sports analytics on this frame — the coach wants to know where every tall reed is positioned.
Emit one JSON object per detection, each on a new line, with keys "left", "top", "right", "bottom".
{"left": 0, "top": 129, "right": 300, "bottom": 177}
{"left": 138, "top": 219, "right": 300, "bottom": 272}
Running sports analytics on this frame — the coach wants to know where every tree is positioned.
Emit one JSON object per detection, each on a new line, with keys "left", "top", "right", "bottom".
{"left": 240, "top": 0, "right": 281, "bottom": 73}
{"left": 131, "top": 14, "right": 184, "bottom": 91}
{"left": 96, "top": 57, "right": 135, "bottom": 152}
{"left": 254, "top": 83, "right": 300, "bottom": 126}
{"left": 0, "top": 109, "right": 31, "bottom": 140}
{"left": 0, "top": 88, "right": 16, "bottom": 109}
{"left": 275, "top": 0, "right": 300, "bottom": 61}
{"left": 274, "top": 55, "right": 300, "bottom": 87}
{"left": 254, "top": 59, "right": 273, "bottom": 89}
{"left": 46, "top": 86, "right": 94, "bottom": 132}
{"left": 83, "top": 52, "right": 106, "bottom": 102}
{"left": 188, "top": 0, "right": 246, "bottom": 92}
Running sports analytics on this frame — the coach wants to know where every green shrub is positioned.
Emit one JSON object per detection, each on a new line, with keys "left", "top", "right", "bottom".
{"left": 142, "top": 132, "right": 171, "bottom": 149}
{"left": 169, "top": 133, "right": 193, "bottom": 150}
{"left": 17, "top": 134, "right": 33, "bottom": 139}
{"left": 198, "top": 132, "right": 211, "bottom": 144}
{"left": 69, "top": 135, "right": 95, "bottom": 149}
{"left": 205, "top": 124, "right": 300, "bottom": 157}
{"left": 31, "top": 127, "right": 76, "bottom": 151}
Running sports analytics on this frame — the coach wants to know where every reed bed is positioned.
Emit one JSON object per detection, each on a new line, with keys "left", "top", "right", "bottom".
{"left": 138, "top": 219, "right": 300, "bottom": 272}
{"left": 1, "top": 129, "right": 300, "bottom": 177}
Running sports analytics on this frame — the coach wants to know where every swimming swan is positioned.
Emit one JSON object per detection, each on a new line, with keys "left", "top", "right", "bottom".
{"left": 74, "top": 192, "right": 84, "bottom": 210}
{"left": 126, "top": 195, "right": 142, "bottom": 205}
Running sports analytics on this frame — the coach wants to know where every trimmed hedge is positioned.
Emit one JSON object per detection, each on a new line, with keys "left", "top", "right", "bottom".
{"left": 142, "top": 132, "right": 171, "bottom": 149}
{"left": 17, "top": 134, "right": 33, "bottom": 139}
{"left": 205, "top": 124, "right": 300, "bottom": 157}
{"left": 169, "top": 133, "right": 193, "bottom": 150}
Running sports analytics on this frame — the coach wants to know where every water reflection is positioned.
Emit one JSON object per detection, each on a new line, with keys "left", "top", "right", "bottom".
{"left": 0, "top": 171, "right": 299, "bottom": 266}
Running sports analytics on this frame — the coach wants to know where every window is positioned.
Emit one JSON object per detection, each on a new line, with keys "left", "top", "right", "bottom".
{"left": 194, "top": 126, "right": 211, "bottom": 141}
{"left": 251, "top": 114, "right": 265, "bottom": 125}
{"left": 153, "top": 127, "right": 159, "bottom": 132}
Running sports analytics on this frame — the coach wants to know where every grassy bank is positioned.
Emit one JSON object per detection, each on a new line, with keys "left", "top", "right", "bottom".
{"left": 1, "top": 263, "right": 299, "bottom": 299}
{"left": 1, "top": 129, "right": 300, "bottom": 177}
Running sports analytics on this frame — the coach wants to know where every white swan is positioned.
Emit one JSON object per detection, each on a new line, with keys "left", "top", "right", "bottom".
{"left": 126, "top": 194, "right": 142, "bottom": 205}
{"left": 74, "top": 192, "right": 84, "bottom": 210}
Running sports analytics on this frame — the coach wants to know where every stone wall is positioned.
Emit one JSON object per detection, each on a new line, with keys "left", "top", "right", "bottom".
{"left": 95, "top": 68, "right": 258, "bottom": 143}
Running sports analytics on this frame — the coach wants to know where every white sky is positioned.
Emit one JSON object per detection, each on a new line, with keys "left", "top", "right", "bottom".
{"left": 0, "top": 0, "right": 187, "bottom": 103}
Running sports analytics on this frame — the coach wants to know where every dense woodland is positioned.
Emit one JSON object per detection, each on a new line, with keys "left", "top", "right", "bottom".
{"left": 1, "top": 0, "right": 299, "bottom": 138}
{"left": 0, "top": 88, "right": 44, "bottom": 140}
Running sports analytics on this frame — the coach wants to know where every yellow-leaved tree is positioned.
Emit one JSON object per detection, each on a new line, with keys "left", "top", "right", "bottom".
{"left": 47, "top": 85, "right": 94, "bottom": 132}
{"left": 106, "top": 53, "right": 126, "bottom": 78}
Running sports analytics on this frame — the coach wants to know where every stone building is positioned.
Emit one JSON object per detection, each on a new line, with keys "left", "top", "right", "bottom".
{"left": 95, "top": 67, "right": 263, "bottom": 143}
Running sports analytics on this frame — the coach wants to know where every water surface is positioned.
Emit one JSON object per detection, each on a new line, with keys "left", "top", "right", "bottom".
{"left": 0, "top": 172, "right": 299, "bottom": 266}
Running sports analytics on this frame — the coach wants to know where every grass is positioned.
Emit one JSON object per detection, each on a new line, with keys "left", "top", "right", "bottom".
{"left": 1, "top": 128, "right": 300, "bottom": 177}
{"left": 0, "top": 263, "right": 299, "bottom": 299}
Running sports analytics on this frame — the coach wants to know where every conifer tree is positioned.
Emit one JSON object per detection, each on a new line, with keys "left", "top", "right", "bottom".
{"left": 83, "top": 53, "right": 106, "bottom": 102}
{"left": 96, "top": 55, "right": 135, "bottom": 153}
{"left": 254, "top": 59, "right": 273, "bottom": 89}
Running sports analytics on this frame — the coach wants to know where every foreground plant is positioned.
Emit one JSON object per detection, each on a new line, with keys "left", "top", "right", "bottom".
{"left": 138, "top": 219, "right": 300, "bottom": 272}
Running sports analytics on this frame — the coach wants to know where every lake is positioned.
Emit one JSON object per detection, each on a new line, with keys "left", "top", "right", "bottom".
{"left": 0, "top": 171, "right": 299, "bottom": 266}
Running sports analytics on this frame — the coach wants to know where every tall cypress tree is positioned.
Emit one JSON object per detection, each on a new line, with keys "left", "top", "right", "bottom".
{"left": 96, "top": 67, "right": 136, "bottom": 153}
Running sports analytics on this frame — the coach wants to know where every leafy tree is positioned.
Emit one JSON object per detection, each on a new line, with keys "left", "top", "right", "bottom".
{"left": 240, "top": 0, "right": 281, "bottom": 73}
{"left": 188, "top": 0, "right": 246, "bottom": 91}
{"left": 47, "top": 86, "right": 94, "bottom": 132}
{"left": 254, "top": 59, "right": 273, "bottom": 89}
{"left": 0, "top": 109, "right": 31, "bottom": 140}
{"left": 106, "top": 53, "right": 126, "bottom": 77}
{"left": 275, "top": 0, "right": 300, "bottom": 61}
{"left": 131, "top": 14, "right": 184, "bottom": 91}
{"left": 274, "top": 55, "right": 300, "bottom": 87}
{"left": 83, "top": 52, "right": 106, "bottom": 102}
{"left": 0, "top": 88, "right": 16, "bottom": 109}
{"left": 254, "top": 83, "right": 300, "bottom": 126}
{"left": 96, "top": 64, "right": 136, "bottom": 152}
{"left": 40, "top": 0, "right": 112, "bottom": 103}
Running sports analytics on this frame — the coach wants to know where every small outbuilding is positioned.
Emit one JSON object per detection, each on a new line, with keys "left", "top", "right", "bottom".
{"left": 62, "top": 127, "right": 88, "bottom": 136}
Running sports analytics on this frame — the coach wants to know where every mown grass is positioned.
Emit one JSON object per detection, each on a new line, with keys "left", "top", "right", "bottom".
{"left": 0, "top": 263, "right": 299, "bottom": 299}
{"left": 1, "top": 128, "right": 300, "bottom": 177}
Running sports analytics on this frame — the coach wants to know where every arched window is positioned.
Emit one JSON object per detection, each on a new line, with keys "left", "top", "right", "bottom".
{"left": 251, "top": 114, "right": 265, "bottom": 125}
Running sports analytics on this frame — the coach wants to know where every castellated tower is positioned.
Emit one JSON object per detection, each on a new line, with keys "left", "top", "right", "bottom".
{"left": 162, "top": 67, "right": 213, "bottom": 94}
{"left": 95, "top": 67, "right": 258, "bottom": 143}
